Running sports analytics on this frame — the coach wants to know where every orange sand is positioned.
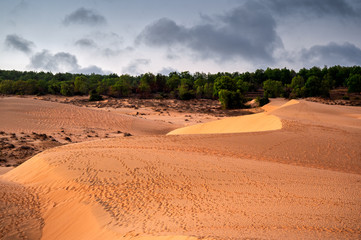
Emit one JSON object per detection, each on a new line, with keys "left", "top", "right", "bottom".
{"left": 0, "top": 97, "right": 176, "bottom": 136}
{"left": 0, "top": 97, "right": 361, "bottom": 239}
{"left": 167, "top": 112, "right": 282, "bottom": 135}
{"left": 167, "top": 100, "right": 299, "bottom": 135}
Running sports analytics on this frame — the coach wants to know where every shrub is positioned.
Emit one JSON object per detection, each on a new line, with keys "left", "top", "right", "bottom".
{"left": 346, "top": 74, "right": 361, "bottom": 93}
{"left": 304, "top": 76, "right": 321, "bottom": 97}
{"left": 178, "top": 84, "right": 195, "bottom": 100}
{"left": 218, "top": 89, "right": 244, "bottom": 109}
{"left": 263, "top": 79, "right": 283, "bottom": 98}
{"left": 89, "top": 89, "right": 103, "bottom": 101}
{"left": 256, "top": 96, "right": 270, "bottom": 107}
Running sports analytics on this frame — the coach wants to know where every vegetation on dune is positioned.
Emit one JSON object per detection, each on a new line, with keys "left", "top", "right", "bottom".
{"left": 0, "top": 65, "right": 360, "bottom": 109}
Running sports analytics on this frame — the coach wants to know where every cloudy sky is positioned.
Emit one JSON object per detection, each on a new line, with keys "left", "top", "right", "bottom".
{"left": 1, "top": 0, "right": 361, "bottom": 75}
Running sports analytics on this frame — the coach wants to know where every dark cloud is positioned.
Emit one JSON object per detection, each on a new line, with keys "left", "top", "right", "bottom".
{"left": 136, "top": 1, "right": 282, "bottom": 63}
{"left": 29, "top": 50, "right": 80, "bottom": 72}
{"left": 301, "top": 42, "right": 361, "bottom": 67}
{"left": 77, "top": 65, "right": 110, "bottom": 75}
{"left": 264, "top": 0, "right": 360, "bottom": 18}
{"left": 63, "top": 8, "right": 106, "bottom": 26}
{"left": 137, "top": 18, "right": 188, "bottom": 46}
{"left": 75, "top": 38, "right": 97, "bottom": 48}
{"left": 29, "top": 49, "right": 108, "bottom": 74}
{"left": 122, "top": 59, "right": 150, "bottom": 75}
{"left": 75, "top": 33, "right": 129, "bottom": 57}
{"left": 5, "top": 34, "right": 35, "bottom": 54}
{"left": 158, "top": 67, "right": 178, "bottom": 75}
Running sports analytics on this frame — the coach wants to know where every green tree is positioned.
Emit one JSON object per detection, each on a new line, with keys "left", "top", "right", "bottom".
{"left": 253, "top": 69, "right": 266, "bottom": 86}
{"left": 89, "top": 89, "right": 103, "bottom": 101}
{"left": 166, "top": 74, "right": 180, "bottom": 92}
{"left": 218, "top": 89, "right": 244, "bottom": 109}
{"left": 12, "top": 80, "right": 28, "bottom": 95}
{"left": 213, "top": 76, "right": 236, "bottom": 97}
{"left": 265, "top": 68, "right": 281, "bottom": 82}
{"left": 203, "top": 83, "right": 213, "bottom": 99}
{"left": 0, "top": 80, "right": 14, "bottom": 94}
{"left": 236, "top": 77, "right": 250, "bottom": 94}
{"left": 155, "top": 73, "right": 167, "bottom": 92}
{"left": 24, "top": 79, "right": 38, "bottom": 95}
{"left": 320, "top": 76, "right": 332, "bottom": 97}
{"left": 140, "top": 73, "right": 156, "bottom": 93}
{"left": 36, "top": 79, "right": 49, "bottom": 95}
{"left": 196, "top": 85, "right": 203, "bottom": 98}
{"left": 308, "top": 66, "right": 323, "bottom": 79}
{"left": 137, "top": 80, "right": 151, "bottom": 98}
{"left": 178, "top": 83, "right": 195, "bottom": 100}
{"left": 346, "top": 74, "right": 361, "bottom": 93}
{"left": 263, "top": 79, "right": 283, "bottom": 98}
{"left": 48, "top": 80, "right": 61, "bottom": 95}
{"left": 256, "top": 96, "right": 270, "bottom": 106}
{"left": 110, "top": 77, "right": 131, "bottom": 97}
{"left": 60, "top": 82, "right": 74, "bottom": 96}
{"left": 304, "top": 76, "right": 321, "bottom": 97}
{"left": 74, "top": 76, "right": 89, "bottom": 95}
{"left": 289, "top": 76, "right": 305, "bottom": 98}
{"left": 97, "top": 78, "right": 117, "bottom": 95}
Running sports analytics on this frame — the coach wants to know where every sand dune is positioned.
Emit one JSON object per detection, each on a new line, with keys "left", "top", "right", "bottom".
{"left": 0, "top": 178, "right": 43, "bottom": 240}
{"left": 167, "top": 112, "right": 282, "bottom": 135}
{"left": 168, "top": 99, "right": 361, "bottom": 135}
{"left": 1, "top": 98, "right": 361, "bottom": 239}
{"left": 2, "top": 135, "right": 360, "bottom": 239}
{"left": 0, "top": 97, "right": 176, "bottom": 137}
{"left": 271, "top": 99, "right": 361, "bottom": 130}
{"left": 167, "top": 99, "right": 299, "bottom": 135}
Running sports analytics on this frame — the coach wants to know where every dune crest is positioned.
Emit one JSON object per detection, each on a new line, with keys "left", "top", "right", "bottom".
{"left": 167, "top": 99, "right": 299, "bottom": 135}
{"left": 167, "top": 113, "right": 282, "bottom": 135}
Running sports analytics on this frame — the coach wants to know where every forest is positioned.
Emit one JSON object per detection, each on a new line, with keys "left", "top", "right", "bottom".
{"left": 0, "top": 65, "right": 360, "bottom": 109}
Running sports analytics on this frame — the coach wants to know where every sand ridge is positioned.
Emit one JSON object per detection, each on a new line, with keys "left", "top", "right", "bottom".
{"left": 167, "top": 99, "right": 299, "bottom": 135}
{"left": 168, "top": 99, "right": 361, "bottom": 135}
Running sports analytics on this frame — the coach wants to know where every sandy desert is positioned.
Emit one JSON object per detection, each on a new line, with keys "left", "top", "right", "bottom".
{"left": 0, "top": 96, "right": 360, "bottom": 239}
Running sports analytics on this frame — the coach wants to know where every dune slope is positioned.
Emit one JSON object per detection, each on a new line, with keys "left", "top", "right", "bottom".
{"left": 1, "top": 99, "right": 361, "bottom": 239}
{"left": 167, "top": 112, "right": 282, "bottom": 135}
{"left": 2, "top": 134, "right": 361, "bottom": 239}
{"left": 0, "top": 97, "right": 176, "bottom": 136}
{"left": 167, "top": 100, "right": 300, "bottom": 135}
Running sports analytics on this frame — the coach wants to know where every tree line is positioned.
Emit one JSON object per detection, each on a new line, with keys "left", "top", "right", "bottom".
{"left": 0, "top": 65, "right": 360, "bottom": 109}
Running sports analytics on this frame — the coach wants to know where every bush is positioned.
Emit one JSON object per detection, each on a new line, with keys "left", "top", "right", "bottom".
{"left": 218, "top": 89, "right": 244, "bottom": 109}
{"left": 346, "top": 74, "right": 361, "bottom": 93}
{"left": 256, "top": 96, "right": 270, "bottom": 107}
{"left": 304, "top": 76, "right": 321, "bottom": 97}
{"left": 178, "top": 84, "right": 195, "bottom": 100}
{"left": 213, "top": 76, "right": 237, "bottom": 97}
{"left": 0, "top": 80, "right": 14, "bottom": 94}
{"left": 89, "top": 89, "right": 103, "bottom": 101}
{"left": 60, "top": 82, "right": 74, "bottom": 96}
{"left": 289, "top": 76, "right": 305, "bottom": 98}
{"left": 263, "top": 79, "right": 283, "bottom": 98}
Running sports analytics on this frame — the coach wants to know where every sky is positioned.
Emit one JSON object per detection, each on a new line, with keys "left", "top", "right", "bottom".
{"left": 1, "top": 0, "right": 361, "bottom": 75}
